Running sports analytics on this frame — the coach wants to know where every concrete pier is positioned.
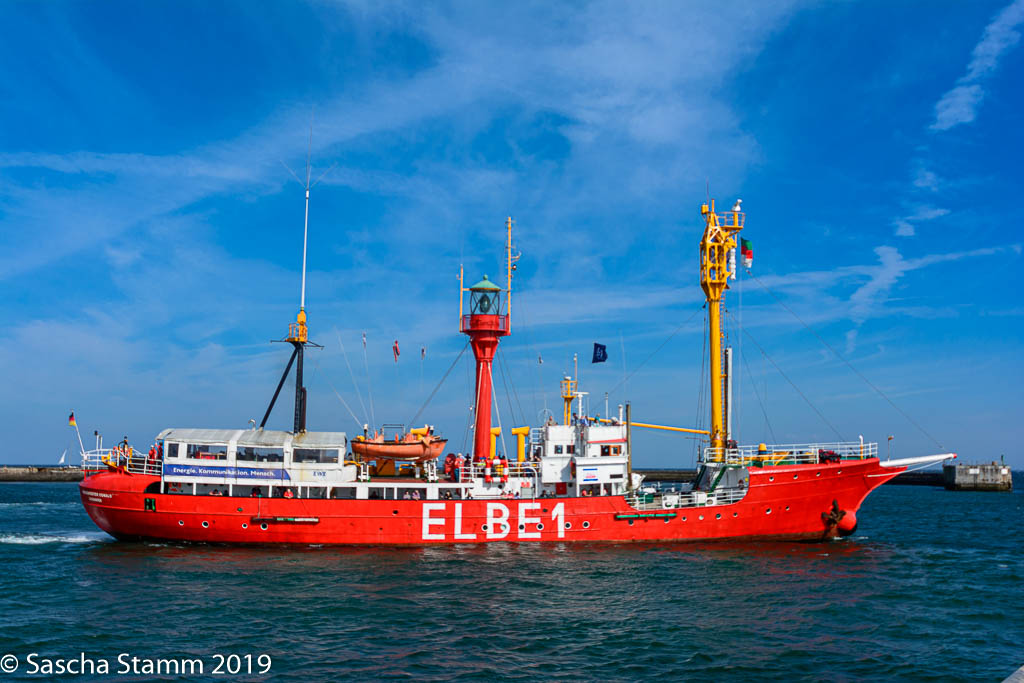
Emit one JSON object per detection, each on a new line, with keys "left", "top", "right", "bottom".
{"left": 943, "top": 462, "right": 1013, "bottom": 491}
{"left": 0, "top": 466, "right": 84, "bottom": 482}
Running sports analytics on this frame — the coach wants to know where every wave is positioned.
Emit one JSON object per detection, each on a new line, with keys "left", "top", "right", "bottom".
{"left": 0, "top": 532, "right": 109, "bottom": 545}
{"left": 0, "top": 502, "right": 79, "bottom": 509}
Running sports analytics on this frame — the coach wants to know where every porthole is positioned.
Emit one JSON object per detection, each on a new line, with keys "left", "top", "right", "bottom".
{"left": 393, "top": 510, "right": 399, "bottom": 515}
{"left": 178, "top": 520, "right": 184, "bottom": 526}
{"left": 733, "top": 512, "right": 738, "bottom": 518}
{"left": 664, "top": 517, "right": 671, "bottom": 524}
{"left": 785, "top": 505, "right": 790, "bottom": 511}
{"left": 716, "top": 513, "right": 722, "bottom": 520}
{"left": 241, "top": 523, "right": 248, "bottom": 529}
{"left": 769, "top": 476, "right": 774, "bottom": 482}
{"left": 582, "top": 521, "right": 590, "bottom": 529}
{"left": 237, "top": 507, "right": 243, "bottom": 512}
{"left": 682, "top": 516, "right": 687, "bottom": 521}
{"left": 628, "top": 520, "right": 634, "bottom": 526}
{"left": 793, "top": 474, "right": 798, "bottom": 479}
{"left": 766, "top": 508, "right": 772, "bottom": 514}
{"left": 518, "top": 524, "right": 525, "bottom": 531}
{"left": 260, "top": 523, "right": 268, "bottom": 531}
{"left": 202, "top": 521, "right": 209, "bottom": 528}
{"left": 564, "top": 522, "right": 572, "bottom": 530}
{"left": 837, "top": 469, "right": 842, "bottom": 474}
{"left": 481, "top": 524, "right": 489, "bottom": 532}
{"left": 816, "top": 472, "right": 821, "bottom": 477}
{"left": 698, "top": 515, "right": 704, "bottom": 520}
{"left": 537, "top": 523, "right": 544, "bottom": 531}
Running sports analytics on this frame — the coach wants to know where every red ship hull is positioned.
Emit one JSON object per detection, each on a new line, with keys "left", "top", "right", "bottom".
{"left": 80, "top": 458, "right": 904, "bottom": 545}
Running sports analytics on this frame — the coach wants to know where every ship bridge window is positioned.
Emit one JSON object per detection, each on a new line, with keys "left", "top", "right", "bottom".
{"left": 554, "top": 445, "right": 563, "bottom": 455}
{"left": 293, "top": 448, "right": 339, "bottom": 464}
{"left": 566, "top": 445, "right": 575, "bottom": 454}
{"left": 237, "top": 447, "right": 284, "bottom": 463}
{"left": 186, "top": 443, "right": 228, "bottom": 460}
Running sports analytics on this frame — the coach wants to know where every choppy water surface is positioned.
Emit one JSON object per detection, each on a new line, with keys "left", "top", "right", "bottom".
{"left": 0, "top": 479, "right": 1020, "bottom": 681}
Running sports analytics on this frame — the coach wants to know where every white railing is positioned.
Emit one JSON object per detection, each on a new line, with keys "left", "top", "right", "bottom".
{"left": 702, "top": 441, "right": 878, "bottom": 466}
{"left": 81, "top": 448, "right": 163, "bottom": 476}
{"left": 624, "top": 486, "right": 747, "bottom": 511}
{"left": 453, "top": 461, "right": 541, "bottom": 481}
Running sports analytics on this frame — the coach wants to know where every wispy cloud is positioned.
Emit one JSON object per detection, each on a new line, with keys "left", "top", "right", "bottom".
{"left": 845, "top": 244, "right": 1013, "bottom": 351}
{"left": 931, "top": 0, "right": 1024, "bottom": 131}
{"left": 892, "top": 204, "right": 950, "bottom": 237}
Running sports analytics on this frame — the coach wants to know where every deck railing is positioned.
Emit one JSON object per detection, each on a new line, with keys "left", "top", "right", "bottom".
{"left": 81, "top": 448, "right": 163, "bottom": 476}
{"left": 701, "top": 441, "right": 878, "bottom": 466}
{"left": 624, "top": 486, "right": 747, "bottom": 511}
{"left": 452, "top": 461, "right": 540, "bottom": 482}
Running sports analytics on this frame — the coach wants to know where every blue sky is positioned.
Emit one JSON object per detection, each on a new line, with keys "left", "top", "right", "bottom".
{"left": 2, "top": 1, "right": 1022, "bottom": 467}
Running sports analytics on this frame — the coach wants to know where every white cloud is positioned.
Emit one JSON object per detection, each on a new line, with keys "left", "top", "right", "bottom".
{"left": 891, "top": 204, "right": 950, "bottom": 237}
{"left": 844, "top": 243, "right": 1014, "bottom": 351}
{"left": 911, "top": 166, "right": 940, "bottom": 191}
{"left": 894, "top": 221, "right": 915, "bottom": 237}
{"left": 931, "top": 0, "right": 1024, "bottom": 131}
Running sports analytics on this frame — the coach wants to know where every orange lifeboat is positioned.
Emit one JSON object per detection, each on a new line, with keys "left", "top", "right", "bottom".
{"left": 351, "top": 426, "right": 448, "bottom": 463}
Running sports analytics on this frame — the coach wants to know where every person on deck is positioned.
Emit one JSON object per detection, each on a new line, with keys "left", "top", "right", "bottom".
{"left": 283, "top": 488, "right": 294, "bottom": 499}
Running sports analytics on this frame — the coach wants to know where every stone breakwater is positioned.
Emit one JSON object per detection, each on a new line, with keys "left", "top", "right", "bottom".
{"left": 0, "top": 466, "right": 83, "bottom": 482}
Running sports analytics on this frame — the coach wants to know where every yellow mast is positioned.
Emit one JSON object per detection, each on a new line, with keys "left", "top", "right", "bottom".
{"left": 699, "top": 198, "right": 744, "bottom": 452}
{"left": 506, "top": 216, "right": 519, "bottom": 332}
{"left": 561, "top": 376, "right": 577, "bottom": 425}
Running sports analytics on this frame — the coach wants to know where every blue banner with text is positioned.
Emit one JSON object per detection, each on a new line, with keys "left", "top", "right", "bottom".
{"left": 163, "top": 464, "right": 291, "bottom": 480}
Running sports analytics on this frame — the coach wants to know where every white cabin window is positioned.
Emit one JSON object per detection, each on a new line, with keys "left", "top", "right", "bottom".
{"left": 186, "top": 443, "right": 228, "bottom": 461}
{"left": 237, "top": 447, "right": 284, "bottom": 463}
{"left": 164, "top": 442, "right": 179, "bottom": 459}
{"left": 566, "top": 444, "right": 576, "bottom": 454}
{"left": 293, "top": 448, "right": 338, "bottom": 464}
{"left": 554, "top": 445, "right": 563, "bottom": 454}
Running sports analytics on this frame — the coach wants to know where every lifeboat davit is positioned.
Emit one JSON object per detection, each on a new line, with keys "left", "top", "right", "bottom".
{"left": 351, "top": 427, "right": 447, "bottom": 463}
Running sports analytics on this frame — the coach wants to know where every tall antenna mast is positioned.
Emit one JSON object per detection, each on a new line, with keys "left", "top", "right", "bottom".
{"left": 260, "top": 110, "right": 329, "bottom": 433}
{"left": 300, "top": 112, "right": 313, "bottom": 312}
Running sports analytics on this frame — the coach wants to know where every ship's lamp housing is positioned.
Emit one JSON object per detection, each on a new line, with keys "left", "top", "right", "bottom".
{"left": 469, "top": 275, "right": 502, "bottom": 315}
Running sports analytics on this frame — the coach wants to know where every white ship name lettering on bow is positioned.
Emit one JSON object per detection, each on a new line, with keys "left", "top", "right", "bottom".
{"left": 422, "top": 503, "right": 446, "bottom": 540}
{"left": 518, "top": 502, "right": 541, "bottom": 539}
{"left": 453, "top": 503, "right": 476, "bottom": 540}
{"left": 551, "top": 502, "right": 565, "bottom": 538}
{"left": 486, "top": 503, "right": 510, "bottom": 539}
{"left": 419, "top": 503, "right": 565, "bottom": 541}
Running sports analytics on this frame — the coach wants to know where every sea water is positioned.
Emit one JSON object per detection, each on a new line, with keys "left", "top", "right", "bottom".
{"left": 0, "top": 478, "right": 1020, "bottom": 681}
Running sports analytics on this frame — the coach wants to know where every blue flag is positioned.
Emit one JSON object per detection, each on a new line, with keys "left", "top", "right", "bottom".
{"left": 592, "top": 343, "right": 608, "bottom": 363}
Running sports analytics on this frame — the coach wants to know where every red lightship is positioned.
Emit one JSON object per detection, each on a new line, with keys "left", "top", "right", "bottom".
{"left": 79, "top": 202, "right": 953, "bottom": 544}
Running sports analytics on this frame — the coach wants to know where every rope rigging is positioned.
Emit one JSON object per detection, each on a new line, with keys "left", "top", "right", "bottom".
{"left": 604, "top": 304, "right": 705, "bottom": 398}
{"left": 406, "top": 341, "right": 469, "bottom": 428}
{"left": 744, "top": 269, "right": 944, "bottom": 450}
{"left": 496, "top": 347, "right": 526, "bottom": 426}
{"left": 726, "top": 309, "right": 845, "bottom": 441}
{"left": 336, "top": 330, "right": 371, "bottom": 430}
{"left": 737, "top": 335, "right": 778, "bottom": 443}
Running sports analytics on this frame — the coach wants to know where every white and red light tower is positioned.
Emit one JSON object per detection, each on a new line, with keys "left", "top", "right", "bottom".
{"left": 460, "top": 217, "right": 518, "bottom": 459}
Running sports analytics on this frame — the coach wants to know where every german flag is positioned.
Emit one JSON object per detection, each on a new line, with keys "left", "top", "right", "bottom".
{"left": 68, "top": 411, "right": 76, "bottom": 427}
